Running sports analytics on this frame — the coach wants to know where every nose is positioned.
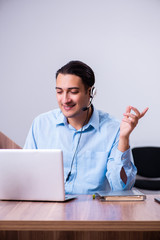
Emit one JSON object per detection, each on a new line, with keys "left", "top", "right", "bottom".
{"left": 62, "top": 92, "right": 71, "bottom": 104}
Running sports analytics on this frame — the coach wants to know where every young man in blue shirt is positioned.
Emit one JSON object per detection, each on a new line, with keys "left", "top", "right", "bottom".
{"left": 24, "top": 60, "right": 148, "bottom": 194}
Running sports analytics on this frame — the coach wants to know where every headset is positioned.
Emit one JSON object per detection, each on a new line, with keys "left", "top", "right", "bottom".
{"left": 82, "top": 86, "right": 96, "bottom": 111}
{"left": 65, "top": 86, "right": 96, "bottom": 183}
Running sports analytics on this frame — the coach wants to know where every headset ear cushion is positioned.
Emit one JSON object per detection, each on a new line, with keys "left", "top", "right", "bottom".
{"left": 91, "top": 87, "right": 96, "bottom": 97}
{"left": 89, "top": 86, "right": 96, "bottom": 98}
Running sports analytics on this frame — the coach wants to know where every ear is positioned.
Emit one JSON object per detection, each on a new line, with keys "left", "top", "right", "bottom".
{"left": 88, "top": 87, "right": 92, "bottom": 97}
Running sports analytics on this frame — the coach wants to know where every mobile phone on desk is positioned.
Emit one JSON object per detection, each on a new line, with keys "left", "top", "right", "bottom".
{"left": 154, "top": 197, "right": 160, "bottom": 204}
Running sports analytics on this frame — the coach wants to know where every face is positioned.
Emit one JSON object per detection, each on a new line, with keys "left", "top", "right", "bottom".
{"left": 56, "top": 73, "right": 90, "bottom": 120}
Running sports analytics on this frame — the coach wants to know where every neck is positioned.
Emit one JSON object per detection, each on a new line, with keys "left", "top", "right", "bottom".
{"left": 68, "top": 106, "right": 93, "bottom": 130}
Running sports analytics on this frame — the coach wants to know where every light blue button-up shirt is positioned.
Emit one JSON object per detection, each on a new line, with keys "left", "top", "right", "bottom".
{"left": 24, "top": 107, "right": 137, "bottom": 194}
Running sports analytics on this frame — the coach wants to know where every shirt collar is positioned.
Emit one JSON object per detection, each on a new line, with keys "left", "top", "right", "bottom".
{"left": 55, "top": 109, "right": 68, "bottom": 126}
{"left": 84, "top": 106, "right": 99, "bottom": 131}
{"left": 55, "top": 106, "right": 100, "bottom": 131}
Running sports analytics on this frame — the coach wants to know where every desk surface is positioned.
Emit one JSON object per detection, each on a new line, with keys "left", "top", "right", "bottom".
{"left": 0, "top": 195, "right": 160, "bottom": 231}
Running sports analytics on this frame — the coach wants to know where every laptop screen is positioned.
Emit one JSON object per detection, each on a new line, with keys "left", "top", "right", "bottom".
{"left": 0, "top": 149, "right": 67, "bottom": 201}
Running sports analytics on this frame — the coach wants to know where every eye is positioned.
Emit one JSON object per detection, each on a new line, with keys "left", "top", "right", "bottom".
{"left": 70, "top": 90, "right": 79, "bottom": 94}
{"left": 56, "top": 89, "right": 63, "bottom": 94}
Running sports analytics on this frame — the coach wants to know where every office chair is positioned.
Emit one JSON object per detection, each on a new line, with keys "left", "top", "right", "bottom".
{"left": 132, "top": 147, "right": 160, "bottom": 190}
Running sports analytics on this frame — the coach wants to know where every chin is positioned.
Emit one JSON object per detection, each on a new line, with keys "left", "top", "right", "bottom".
{"left": 61, "top": 110, "right": 74, "bottom": 118}
{"left": 62, "top": 110, "right": 81, "bottom": 119}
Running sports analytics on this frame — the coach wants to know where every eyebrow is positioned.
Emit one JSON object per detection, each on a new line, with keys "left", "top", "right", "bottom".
{"left": 55, "top": 87, "right": 80, "bottom": 90}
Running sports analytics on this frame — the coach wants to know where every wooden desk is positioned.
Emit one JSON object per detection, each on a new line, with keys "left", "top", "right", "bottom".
{"left": 0, "top": 195, "right": 160, "bottom": 240}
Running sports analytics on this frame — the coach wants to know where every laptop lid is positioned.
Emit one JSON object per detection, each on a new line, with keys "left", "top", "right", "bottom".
{"left": 0, "top": 149, "right": 74, "bottom": 202}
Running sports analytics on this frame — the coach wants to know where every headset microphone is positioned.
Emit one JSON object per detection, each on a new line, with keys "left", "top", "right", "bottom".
{"left": 82, "top": 100, "right": 93, "bottom": 111}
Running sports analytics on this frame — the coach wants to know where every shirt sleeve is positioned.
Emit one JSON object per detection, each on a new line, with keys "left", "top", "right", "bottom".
{"left": 23, "top": 120, "right": 38, "bottom": 149}
{"left": 106, "top": 134, "right": 137, "bottom": 191}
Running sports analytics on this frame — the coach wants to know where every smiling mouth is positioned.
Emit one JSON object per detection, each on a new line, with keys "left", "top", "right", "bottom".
{"left": 63, "top": 104, "right": 76, "bottom": 111}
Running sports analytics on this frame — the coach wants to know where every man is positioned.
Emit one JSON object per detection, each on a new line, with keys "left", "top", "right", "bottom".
{"left": 24, "top": 60, "right": 148, "bottom": 194}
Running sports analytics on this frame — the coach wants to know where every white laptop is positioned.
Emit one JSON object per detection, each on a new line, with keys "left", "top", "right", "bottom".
{"left": 0, "top": 149, "right": 76, "bottom": 202}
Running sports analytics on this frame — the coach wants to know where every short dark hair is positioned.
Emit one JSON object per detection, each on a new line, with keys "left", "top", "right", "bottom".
{"left": 56, "top": 60, "right": 95, "bottom": 90}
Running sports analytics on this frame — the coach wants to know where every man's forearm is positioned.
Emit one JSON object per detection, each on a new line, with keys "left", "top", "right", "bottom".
{"left": 118, "top": 136, "right": 130, "bottom": 152}
{"left": 118, "top": 137, "right": 130, "bottom": 184}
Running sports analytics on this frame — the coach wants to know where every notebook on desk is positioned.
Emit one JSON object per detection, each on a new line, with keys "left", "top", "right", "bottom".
{"left": 0, "top": 149, "right": 76, "bottom": 202}
{"left": 96, "top": 189, "right": 146, "bottom": 202}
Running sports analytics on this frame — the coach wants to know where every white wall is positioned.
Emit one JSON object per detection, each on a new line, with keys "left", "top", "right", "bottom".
{"left": 0, "top": 0, "right": 160, "bottom": 147}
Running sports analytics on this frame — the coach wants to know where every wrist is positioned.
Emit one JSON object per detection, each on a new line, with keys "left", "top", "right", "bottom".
{"left": 118, "top": 136, "right": 130, "bottom": 152}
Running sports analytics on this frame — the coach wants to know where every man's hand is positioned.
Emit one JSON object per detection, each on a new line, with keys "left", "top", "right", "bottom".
{"left": 118, "top": 106, "right": 149, "bottom": 152}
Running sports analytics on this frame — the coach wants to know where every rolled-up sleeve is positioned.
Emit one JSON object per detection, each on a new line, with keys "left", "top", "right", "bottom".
{"left": 106, "top": 145, "right": 137, "bottom": 191}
